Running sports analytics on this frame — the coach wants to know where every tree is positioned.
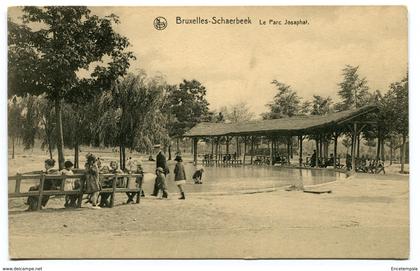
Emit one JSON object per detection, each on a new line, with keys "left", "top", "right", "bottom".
{"left": 387, "top": 75, "right": 409, "bottom": 172}
{"left": 310, "top": 95, "right": 333, "bottom": 115}
{"left": 20, "top": 95, "right": 39, "bottom": 150}
{"left": 219, "top": 102, "right": 255, "bottom": 123}
{"left": 263, "top": 80, "right": 301, "bottom": 119}
{"left": 8, "top": 96, "right": 23, "bottom": 159}
{"left": 35, "top": 95, "right": 57, "bottom": 159}
{"left": 102, "top": 72, "right": 169, "bottom": 169}
{"left": 167, "top": 79, "right": 211, "bottom": 151}
{"left": 336, "top": 65, "right": 370, "bottom": 111}
{"left": 8, "top": 7, "right": 134, "bottom": 169}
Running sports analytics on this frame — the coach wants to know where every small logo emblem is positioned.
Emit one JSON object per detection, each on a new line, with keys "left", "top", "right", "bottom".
{"left": 154, "top": 17, "right": 167, "bottom": 30}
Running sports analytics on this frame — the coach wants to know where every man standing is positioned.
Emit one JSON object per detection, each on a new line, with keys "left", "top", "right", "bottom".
{"left": 151, "top": 146, "right": 169, "bottom": 196}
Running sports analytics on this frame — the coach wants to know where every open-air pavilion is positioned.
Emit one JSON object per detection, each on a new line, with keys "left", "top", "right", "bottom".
{"left": 184, "top": 105, "right": 379, "bottom": 172}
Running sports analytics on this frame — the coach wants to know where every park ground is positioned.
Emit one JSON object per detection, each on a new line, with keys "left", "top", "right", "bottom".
{"left": 8, "top": 156, "right": 409, "bottom": 259}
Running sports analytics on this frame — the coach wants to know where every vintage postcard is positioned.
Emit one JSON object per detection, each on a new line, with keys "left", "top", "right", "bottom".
{"left": 7, "top": 6, "right": 408, "bottom": 259}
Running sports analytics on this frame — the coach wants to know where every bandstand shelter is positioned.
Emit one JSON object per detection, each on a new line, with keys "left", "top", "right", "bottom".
{"left": 183, "top": 105, "right": 379, "bottom": 172}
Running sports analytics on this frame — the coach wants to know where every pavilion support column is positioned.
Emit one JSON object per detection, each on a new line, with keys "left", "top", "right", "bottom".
{"left": 333, "top": 133, "right": 338, "bottom": 169}
{"left": 319, "top": 136, "right": 323, "bottom": 162}
{"left": 250, "top": 137, "right": 255, "bottom": 165}
{"left": 298, "top": 135, "right": 303, "bottom": 167}
{"left": 356, "top": 134, "right": 360, "bottom": 159}
{"left": 215, "top": 137, "right": 219, "bottom": 162}
{"left": 351, "top": 122, "right": 357, "bottom": 172}
{"left": 243, "top": 136, "right": 247, "bottom": 165}
{"left": 290, "top": 136, "right": 293, "bottom": 160}
{"left": 226, "top": 136, "right": 230, "bottom": 155}
{"left": 236, "top": 137, "right": 240, "bottom": 156}
{"left": 269, "top": 137, "right": 273, "bottom": 166}
{"left": 324, "top": 139, "right": 329, "bottom": 161}
{"left": 193, "top": 137, "right": 198, "bottom": 165}
{"left": 315, "top": 137, "right": 319, "bottom": 168}
{"left": 211, "top": 138, "right": 214, "bottom": 156}
{"left": 236, "top": 136, "right": 240, "bottom": 157}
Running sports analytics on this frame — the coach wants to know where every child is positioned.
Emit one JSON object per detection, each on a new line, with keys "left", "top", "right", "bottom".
{"left": 61, "top": 160, "right": 75, "bottom": 208}
{"left": 126, "top": 163, "right": 144, "bottom": 203}
{"left": 174, "top": 155, "right": 186, "bottom": 200}
{"left": 193, "top": 168, "right": 204, "bottom": 184}
{"left": 26, "top": 159, "right": 57, "bottom": 211}
{"left": 156, "top": 167, "right": 168, "bottom": 199}
{"left": 84, "top": 153, "right": 101, "bottom": 209}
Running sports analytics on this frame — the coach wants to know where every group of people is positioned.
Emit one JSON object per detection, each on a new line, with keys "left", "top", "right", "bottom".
{"left": 24, "top": 148, "right": 206, "bottom": 211}
{"left": 347, "top": 155, "right": 386, "bottom": 174}
{"left": 309, "top": 150, "right": 338, "bottom": 168}
{"left": 150, "top": 149, "right": 205, "bottom": 200}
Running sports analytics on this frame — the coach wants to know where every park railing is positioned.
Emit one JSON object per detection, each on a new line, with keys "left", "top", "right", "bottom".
{"left": 8, "top": 173, "right": 144, "bottom": 211}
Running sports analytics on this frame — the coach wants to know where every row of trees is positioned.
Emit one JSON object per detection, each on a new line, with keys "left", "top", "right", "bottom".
{"left": 8, "top": 7, "right": 213, "bottom": 170}
{"left": 261, "top": 65, "right": 408, "bottom": 172}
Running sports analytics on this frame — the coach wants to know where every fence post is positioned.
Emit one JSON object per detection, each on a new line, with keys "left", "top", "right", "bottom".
{"left": 136, "top": 176, "right": 142, "bottom": 204}
{"left": 110, "top": 175, "right": 117, "bottom": 208}
{"left": 15, "top": 174, "right": 22, "bottom": 194}
{"left": 37, "top": 174, "right": 45, "bottom": 211}
{"left": 60, "top": 175, "right": 66, "bottom": 191}
{"left": 77, "top": 177, "right": 85, "bottom": 208}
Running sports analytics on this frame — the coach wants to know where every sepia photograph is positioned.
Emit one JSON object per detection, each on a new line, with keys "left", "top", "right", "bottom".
{"left": 5, "top": 4, "right": 412, "bottom": 262}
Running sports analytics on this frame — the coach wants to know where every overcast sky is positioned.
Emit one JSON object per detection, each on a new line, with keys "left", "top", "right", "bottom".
{"left": 9, "top": 6, "right": 408, "bottom": 115}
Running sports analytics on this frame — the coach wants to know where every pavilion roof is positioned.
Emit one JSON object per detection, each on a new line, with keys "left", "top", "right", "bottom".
{"left": 184, "top": 104, "right": 378, "bottom": 137}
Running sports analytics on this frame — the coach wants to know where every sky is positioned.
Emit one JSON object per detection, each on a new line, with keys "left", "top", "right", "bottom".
{"left": 8, "top": 6, "right": 408, "bottom": 115}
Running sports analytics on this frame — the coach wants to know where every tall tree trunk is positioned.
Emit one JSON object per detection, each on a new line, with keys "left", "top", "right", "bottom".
{"left": 376, "top": 135, "right": 381, "bottom": 160}
{"left": 400, "top": 134, "right": 406, "bottom": 173}
{"left": 380, "top": 137, "right": 385, "bottom": 161}
{"left": 390, "top": 140, "right": 393, "bottom": 165}
{"left": 122, "top": 144, "right": 126, "bottom": 170}
{"left": 119, "top": 145, "right": 123, "bottom": 169}
{"left": 48, "top": 143, "right": 53, "bottom": 160}
{"left": 12, "top": 137, "right": 15, "bottom": 159}
{"left": 168, "top": 144, "right": 172, "bottom": 160}
{"left": 176, "top": 138, "right": 180, "bottom": 153}
{"left": 356, "top": 134, "right": 360, "bottom": 159}
{"left": 54, "top": 99, "right": 65, "bottom": 170}
{"left": 74, "top": 142, "right": 79, "bottom": 169}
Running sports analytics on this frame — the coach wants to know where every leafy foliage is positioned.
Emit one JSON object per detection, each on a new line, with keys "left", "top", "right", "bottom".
{"left": 167, "top": 79, "right": 211, "bottom": 137}
{"left": 219, "top": 102, "right": 255, "bottom": 123}
{"left": 263, "top": 80, "right": 302, "bottom": 119}
{"left": 336, "top": 65, "right": 371, "bottom": 111}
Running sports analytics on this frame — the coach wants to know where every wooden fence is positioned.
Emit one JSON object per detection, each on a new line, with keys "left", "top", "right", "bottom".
{"left": 8, "top": 173, "right": 144, "bottom": 211}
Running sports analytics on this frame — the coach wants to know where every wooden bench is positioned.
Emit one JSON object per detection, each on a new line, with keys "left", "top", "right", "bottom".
{"left": 8, "top": 173, "right": 144, "bottom": 211}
